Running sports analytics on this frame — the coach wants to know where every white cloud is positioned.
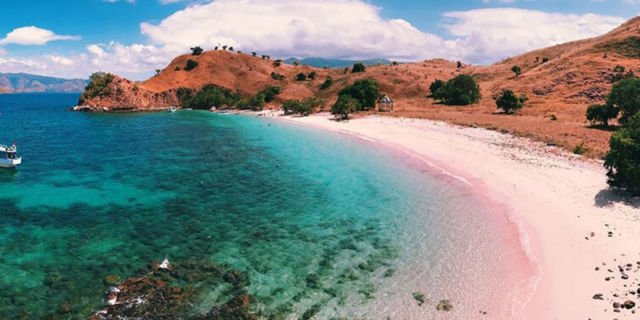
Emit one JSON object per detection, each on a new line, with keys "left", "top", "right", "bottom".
{"left": 0, "top": 26, "right": 80, "bottom": 46}
{"left": 140, "top": 0, "right": 458, "bottom": 61}
{"left": 0, "top": 1, "right": 628, "bottom": 80}
{"left": 443, "top": 8, "right": 625, "bottom": 63}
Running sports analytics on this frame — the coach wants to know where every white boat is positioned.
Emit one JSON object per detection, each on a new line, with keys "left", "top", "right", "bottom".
{"left": 167, "top": 107, "right": 177, "bottom": 113}
{"left": 0, "top": 144, "right": 21, "bottom": 168}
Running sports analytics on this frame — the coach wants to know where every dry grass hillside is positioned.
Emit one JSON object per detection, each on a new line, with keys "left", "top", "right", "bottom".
{"left": 80, "top": 17, "right": 640, "bottom": 157}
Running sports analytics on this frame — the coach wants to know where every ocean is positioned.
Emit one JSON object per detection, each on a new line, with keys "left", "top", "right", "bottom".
{"left": 0, "top": 93, "right": 532, "bottom": 319}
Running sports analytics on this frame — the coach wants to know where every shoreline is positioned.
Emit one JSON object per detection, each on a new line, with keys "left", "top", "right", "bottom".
{"left": 261, "top": 111, "right": 640, "bottom": 319}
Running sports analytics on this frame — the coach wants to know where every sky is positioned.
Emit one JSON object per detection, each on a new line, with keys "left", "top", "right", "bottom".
{"left": 0, "top": 0, "right": 637, "bottom": 80}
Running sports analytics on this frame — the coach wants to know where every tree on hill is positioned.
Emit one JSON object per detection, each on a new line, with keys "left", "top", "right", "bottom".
{"left": 429, "top": 79, "right": 445, "bottom": 99}
{"left": 352, "top": 63, "right": 366, "bottom": 73}
{"left": 604, "top": 113, "right": 640, "bottom": 194}
{"left": 252, "top": 52, "right": 257, "bottom": 57}
{"left": 190, "top": 46, "right": 204, "bottom": 56}
{"left": 435, "top": 75, "right": 481, "bottom": 106}
{"left": 184, "top": 59, "right": 199, "bottom": 71}
{"left": 456, "top": 61, "right": 463, "bottom": 69}
{"left": 586, "top": 104, "right": 619, "bottom": 127}
{"left": 271, "top": 72, "right": 286, "bottom": 81}
{"left": 308, "top": 71, "right": 317, "bottom": 80}
{"left": 607, "top": 78, "right": 640, "bottom": 124}
{"left": 228, "top": 47, "right": 234, "bottom": 51}
{"left": 79, "top": 72, "right": 115, "bottom": 103}
{"left": 296, "top": 73, "right": 308, "bottom": 81}
{"left": 222, "top": 45, "right": 228, "bottom": 50}
{"left": 338, "top": 79, "right": 380, "bottom": 110}
{"left": 331, "top": 95, "right": 359, "bottom": 120}
{"left": 495, "top": 89, "right": 527, "bottom": 114}
{"left": 320, "top": 77, "right": 333, "bottom": 90}
{"left": 511, "top": 65, "right": 522, "bottom": 78}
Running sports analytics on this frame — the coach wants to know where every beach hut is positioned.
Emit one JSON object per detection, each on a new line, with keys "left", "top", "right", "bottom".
{"left": 377, "top": 94, "right": 394, "bottom": 112}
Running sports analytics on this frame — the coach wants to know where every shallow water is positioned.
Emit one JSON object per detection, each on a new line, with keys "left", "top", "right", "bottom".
{"left": 0, "top": 94, "right": 532, "bottom": 319}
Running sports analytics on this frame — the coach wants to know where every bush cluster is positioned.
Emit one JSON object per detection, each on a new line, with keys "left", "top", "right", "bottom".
{"left": 79, "top": 72, "right": 115, "bottom": 104}
{"left": 331, "top": 79, "right": 380, "bottom": 119}
{"left": 430, "top": 75, "right": 481, "bottom": 106}
{"left": 495, "top": 89, "right": 527, "bottom": 114}
{"left": 283, "top": 97, "right": 323, "bottom": 116}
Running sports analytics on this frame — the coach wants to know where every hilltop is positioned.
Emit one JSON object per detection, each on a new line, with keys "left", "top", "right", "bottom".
{"left": 0, "top": 73, "right": 87, "bottom": 93}
{"left": 77, "top": 17, "right": 640, "bottom": 157}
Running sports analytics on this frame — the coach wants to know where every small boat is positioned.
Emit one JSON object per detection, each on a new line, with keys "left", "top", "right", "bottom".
{"left": 0, "top": 144, "right": 21, "bottom": 168}
{"left": 167, "top": 106, "right": 177, "bottom": 113}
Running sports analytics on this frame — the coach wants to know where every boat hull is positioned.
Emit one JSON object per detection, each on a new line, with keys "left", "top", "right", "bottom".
{"left": 0, "top": 158, "right": 21, "bottom": 168}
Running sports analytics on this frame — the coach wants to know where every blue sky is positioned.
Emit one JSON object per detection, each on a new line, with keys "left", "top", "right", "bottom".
{"left": 0, "top": 0, "right": 637, "bottom": 79}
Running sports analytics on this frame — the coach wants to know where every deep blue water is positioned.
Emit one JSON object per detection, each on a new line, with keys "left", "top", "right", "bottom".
{"left": 0, "top": 93, "right": 523, "bottom": 319}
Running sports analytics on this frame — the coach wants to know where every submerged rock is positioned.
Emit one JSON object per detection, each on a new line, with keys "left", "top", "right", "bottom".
{"left": 436, "top": 299, "right": 454, "bottom": 312}
{"left": 412, "top": 292, "right": 426, "bottom": 306}
{"left": 91, "top": 259, "right": 256, "bottom": 320}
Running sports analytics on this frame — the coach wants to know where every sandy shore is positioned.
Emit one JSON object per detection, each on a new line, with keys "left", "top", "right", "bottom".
{"left": 264, "top": 112, "right": 640, "bottom": 319}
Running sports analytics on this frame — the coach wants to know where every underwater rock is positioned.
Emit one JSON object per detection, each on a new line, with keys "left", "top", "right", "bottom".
{"left": 412, "top": 292, "right": 426, "bottom": 306}
{"left": 436, "top": 299, "right": 454, "bottom": 312}
{"left": 91, "top": 259, "right": 256, "bottom": 320}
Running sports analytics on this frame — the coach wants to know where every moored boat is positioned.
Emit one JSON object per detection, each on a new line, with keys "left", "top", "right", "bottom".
{"left": 0, "top": 144, "right": 21, "bottom": 168}
{"left": 168, "top": 106, "right": 177, "bottom": 113}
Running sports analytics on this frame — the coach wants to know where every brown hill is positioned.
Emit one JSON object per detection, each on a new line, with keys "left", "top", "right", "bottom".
{"left": 78, "top": 17, "right": 640, "bottom": 157}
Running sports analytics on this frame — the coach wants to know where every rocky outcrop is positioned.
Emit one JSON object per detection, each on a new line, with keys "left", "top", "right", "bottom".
{"left": 75, "top": 76, "right": 179, "bottom": 112}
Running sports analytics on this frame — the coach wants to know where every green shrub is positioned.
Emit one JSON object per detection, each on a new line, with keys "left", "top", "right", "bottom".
{"left": 184, "top": 59, "right": 199, "bottom": 71}
{"left": 573, "top": 142, "right": 589, "bottom": 155}
{"left": 542, "top": 57, "right": 550, "bottom": 63}
{"left": 80, "top": 72, "right": 115, "bottom": 103}
{"left": 296, "top": 73, "right": 308, "bottom": 81}
{"left": 271, "top": 72, "right": 285, "bottom": 81}
{"left": 308, "top": 71, "right": 317, "bottom": 80}
{"left": 511, "top": 65, "right": 522, "bottom": 78}
{"left": 429, "top": 79, "right": 445, "bottom": 98}
{"left": 179, "top": 84, "right": 239, "bottom": 109}
{"left": 352, "top": 63, "right": 366, "bottom": 73}
{"left": 604, "top": 113, "right": 640, "bottom": 194}
{"left": 282, "top": 97, "right": 323, "bottom": 116}
{"left": 337, "top": 79, "right": 380, "bottom": 111}
{"left": 607, "top": 78, "right": 640, "bottom": 124}
{"left": 437, "top": 75, "right": 481, "bottom": 106}
{"left": 331, "top": 95, "right": 359, "bottom": 120}
{"left": 320, "top": 77, "right": 333, "bottom": 90}
{"left": 190, "top": 46, "right": 203, "bottom": 56}
{"left": 586, "top": 104, "right": 619, "bottom": 126}
{"left": 495, "top": 89, "right": 527, "bottom": 114}
{"left": 273, "top": 60, "right": 282, "bottom": 67}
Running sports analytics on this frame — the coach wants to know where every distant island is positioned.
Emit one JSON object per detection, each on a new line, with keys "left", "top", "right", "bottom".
{"left": 0, "top": 73, "right": 87, "bottom": 93}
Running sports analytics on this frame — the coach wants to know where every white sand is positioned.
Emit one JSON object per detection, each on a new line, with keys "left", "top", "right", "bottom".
{"left": 272, "top": 112, "right": 640, "bottom": 319}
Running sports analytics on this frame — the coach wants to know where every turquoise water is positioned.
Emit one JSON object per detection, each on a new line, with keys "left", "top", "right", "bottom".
{"left": 0, "top": 94, "right": 530, "bottom": 319}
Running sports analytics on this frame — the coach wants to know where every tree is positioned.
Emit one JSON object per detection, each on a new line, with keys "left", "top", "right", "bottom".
{"left": 214, "top": 46, "right": 219, "bottom": 51}
{"left": 607, "top": 78, "right": 640, "bottom": 124}
{"left": 292, "top": 61, "right": 300, "bottom": 66}
{"left": 338, "top": 79, "right": 380, "bottom": 110}
{"left": 429, "top": 79, "right": 445, "bottom": 98}
{"left": 511, "top": 65, "right": 522, "bottom": 78}
{"left": 320, "top": 77, "right": 333, "bottom": 90}
{"left": 190, "top": 46, "right": 203, "bottom": 56}
{"left": 296, "top": 73, "right": 308, "bottom": 81}
{"left": 184, "top": 59, "right": 199, "bottom": 71}
{"left": 495, "top": 89, "right": 527, "bottom": 114}
{"left": 331, "top": 95, "right": 359, "bottom": 120}
{"left": 352, "top": 63, "right": 366, "bottom": 73}
{"left": 222, "top": 45, "right": 228, "bottom": 50}
{"left": 273, "top": 60, "right": 282, "bottom": 67}
{"left": 308, "top": 71, "right": 317, "bottom": 80}
{"left": 283, "top": 97, "right": 323, "bottom": 116}
{"left": 271, "top": 72, "right": 285, "bottom": 81}
{"left": 155, "top": 69, "right": 162, "bottom": 75}
{"left": 228, "top": 47, "right": 234, "bottom": 51}
{"left": 252, "top": 52, "right": 257, "bottom": 57}
{"left": 542, "top": 57, "right": 550, "bottom": 63}
{"left": 79, "top": 72, "right": 115, "bottom": 104}
{"left": 604, "top": 113, "right": 640, "bottom": 194}
{"left": 437, "top": 75, "right": 481, "bottom": 106}
{"left": 586, "top": 104, "right": 619, "bottom": 127}
{"left": 456, "top": 61, "right": 463, "bottom": 69}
